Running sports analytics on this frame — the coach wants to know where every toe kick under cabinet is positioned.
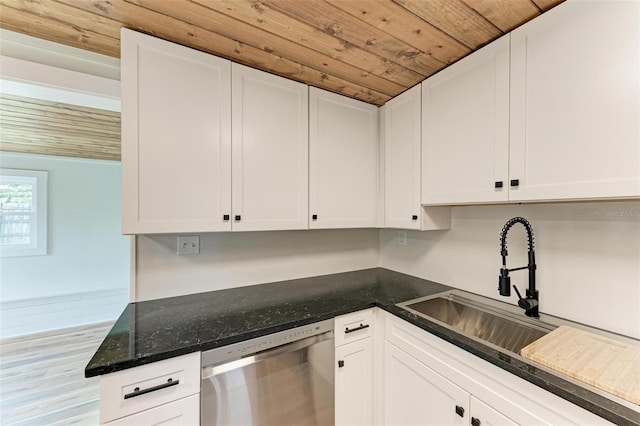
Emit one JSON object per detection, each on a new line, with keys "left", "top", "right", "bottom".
{"left": 382, "top": 312, "right": 612, "bottom": 425}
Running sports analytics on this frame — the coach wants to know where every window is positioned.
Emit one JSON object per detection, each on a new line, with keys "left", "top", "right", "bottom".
{"left": 0, "top": 169, "right": 48, "bottom": 257}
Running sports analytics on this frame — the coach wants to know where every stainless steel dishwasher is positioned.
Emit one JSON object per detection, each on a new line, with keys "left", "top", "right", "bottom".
{"left": 201, "top": 319, "right": 335, "bottom": 426}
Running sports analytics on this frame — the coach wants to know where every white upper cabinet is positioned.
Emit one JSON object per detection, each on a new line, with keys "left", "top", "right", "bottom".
{"left": 231, "top": 64, "right": 309, "bottom": 231}
{"left": 421, "top": 35, "right": 510, "bottom": 206}
{"left": 509, "top": 0, "right": 640, "bottom": 201}
{"left": 309, "top": 88, "right": 379, "bottom": 229}
{"left": 385, "top": 85, "right": 422, "bottom": 229}
{"left": 422, "top": 0, "right": 639, "bottom": 205}
{"left": 385, "top": 85, "right": 452, "bottom": 230}
{"left": 121, "top": 28, "right": 232, "bottom": 234}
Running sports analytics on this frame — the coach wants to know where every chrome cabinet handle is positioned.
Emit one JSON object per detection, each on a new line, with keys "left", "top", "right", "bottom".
{"left": 344, "top": 323, "right": 369, "bottom": 334}
{"left": 124, "top": 378, "right": 179, "bottom": 400}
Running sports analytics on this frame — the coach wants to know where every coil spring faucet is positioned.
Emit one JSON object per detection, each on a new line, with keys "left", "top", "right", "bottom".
{"left": 498, "top": 217, "right": 539, "bottom": 317}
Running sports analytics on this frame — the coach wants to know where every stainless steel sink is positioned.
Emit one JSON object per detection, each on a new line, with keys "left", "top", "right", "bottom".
{"left": 398, "top": 290, "right": 557, "bottom": 355}
{"left": 399, "top": 290, "right": 640, "bottom": 412}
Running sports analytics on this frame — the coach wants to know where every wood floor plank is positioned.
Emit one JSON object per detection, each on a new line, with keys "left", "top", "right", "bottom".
{"left": 0, "top": 322, "right": 113, "bottom": 425}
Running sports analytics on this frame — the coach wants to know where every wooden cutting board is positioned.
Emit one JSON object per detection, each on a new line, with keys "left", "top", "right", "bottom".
{"left": 520, "top": 325, "right": 640, "bottom": 405}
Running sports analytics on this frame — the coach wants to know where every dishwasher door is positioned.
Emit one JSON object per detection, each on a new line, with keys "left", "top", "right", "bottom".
{"left": 201, "top": 331, "right": 335, "bottom": 426}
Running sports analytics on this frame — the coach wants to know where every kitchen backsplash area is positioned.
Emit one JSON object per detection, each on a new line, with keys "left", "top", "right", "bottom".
{"left": 133, "top": 201, "right": 639, "bottom": 339}
{"left": 134, "top": 228, "right": 380, "bottom": 301}
{"left": 380, "top": 201, "right": 640, "bottom": 339}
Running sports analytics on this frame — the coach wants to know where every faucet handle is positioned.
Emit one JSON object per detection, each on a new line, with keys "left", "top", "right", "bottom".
{"left": 513, "top": 285, "right": 539, "bottom": 316}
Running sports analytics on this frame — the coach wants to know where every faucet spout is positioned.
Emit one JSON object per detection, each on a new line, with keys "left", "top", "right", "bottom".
{"left": 498, "top": 217, "right": 539, "bottom": 317}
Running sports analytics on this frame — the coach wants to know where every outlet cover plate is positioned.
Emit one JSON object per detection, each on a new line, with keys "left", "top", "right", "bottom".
{"left": 177, "top": 235, "right": 200, "bottom": 255}
{"left": 398, "top": 230, "right": 407, "bottom": 246}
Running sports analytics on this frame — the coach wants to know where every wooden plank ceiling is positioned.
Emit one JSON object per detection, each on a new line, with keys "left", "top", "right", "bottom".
{"left": 0, "top": 94, "right": 121, "bottom": 161}
{"left": 0, "top": 0, "right": 564, "bottom": 106}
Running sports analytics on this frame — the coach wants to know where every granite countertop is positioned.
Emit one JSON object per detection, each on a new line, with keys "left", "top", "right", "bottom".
{"left": 85, "top": 268, "right": 639, "bottom": 425}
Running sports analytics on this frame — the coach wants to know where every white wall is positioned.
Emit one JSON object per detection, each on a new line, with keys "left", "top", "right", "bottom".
{"left": 380, "top": 201, "right": 640, "bottom": 339}
{"left": 134, "top": 202, "right": 639, "bottom": 339}
{"left": 134, "top": 229, "right": 380, "bottom": 301}
{"left": 0, "top": 152, "right": 130, "bottom": 336}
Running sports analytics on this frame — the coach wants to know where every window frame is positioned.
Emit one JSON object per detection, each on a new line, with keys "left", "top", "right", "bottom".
{"left": 0, "top": 168, "right": 48, "bottom": 257}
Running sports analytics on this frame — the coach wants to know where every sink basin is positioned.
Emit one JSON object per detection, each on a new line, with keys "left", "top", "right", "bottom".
{"left": 398, "top": 290, "right": 557, "bottom": 355}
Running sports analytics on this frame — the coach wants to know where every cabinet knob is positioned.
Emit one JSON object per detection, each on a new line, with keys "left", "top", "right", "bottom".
{"left": 338, "top": 360, "right": 344, "bottom": 368}
{"left": 223, "top": 214, "right": 230, "bottom": 221}
{"left": 235, "top": 215, "right": 241, "bottom": 221}
{"left": 471, "top": 417, "right": 481, "bottom": 426}
{"left": 494, "top": 181, "right": 503, "bottom": 189}
{"left": 412, "top": 215, "right": 418, "bottom": 220}
{"left": 312, "top": 214, "right": 318, "bottom": 220}
{"left": 510, "top": 179, "right": 520, "bottom": 187}
{"left": 455, "top": 405, "right": 465, "bottom": 417}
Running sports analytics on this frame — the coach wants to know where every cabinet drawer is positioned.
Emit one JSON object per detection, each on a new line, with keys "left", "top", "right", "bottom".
{"left": 100, "top": 352, "right": 200, "bottom": 424}
{"left": 103, "top": 394, "right": 199, "bottom": 425}
{"left": 335, "top": 308, "right": 374, "bottom": 346}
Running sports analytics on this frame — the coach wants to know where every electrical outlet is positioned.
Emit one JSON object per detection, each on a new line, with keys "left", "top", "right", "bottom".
{"left": 177, "top": 235, "right": 200, "bottom": 255}
{"left": 397, "top": 230, "right": 407, "bottom": 246}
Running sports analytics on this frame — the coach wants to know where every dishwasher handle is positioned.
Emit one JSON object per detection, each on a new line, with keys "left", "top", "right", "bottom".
{"left": 202, "top": 330, "right": 334, "bottom": 379}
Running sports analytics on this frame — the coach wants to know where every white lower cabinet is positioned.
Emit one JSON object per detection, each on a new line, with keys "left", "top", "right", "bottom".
{"left": 382, "top": 311, "right": 613, "bottom": 426}
{"left": 384, "top": 340, "right": 518, "bottom": 426}
{"left": 384, "top": 341, "right": 468, "bottom": 425}
{"left": 334, "top": 309, "right": 375, "bottom": 426}
{"left": 104, "top": 394, "right": 199, "bottom": 426}
{"left": 335, "top": 338, "right": 374, "bottom": 426}
{"left": 99, "top": 352, "right": 200, "bottom": 425}
{"left": 470, "top": 396, "right": 517, "bottom": 426}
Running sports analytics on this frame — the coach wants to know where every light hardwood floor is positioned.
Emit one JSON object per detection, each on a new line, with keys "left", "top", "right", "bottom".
{"left": 0, "top": 321, "right": 114, "bottom": 425}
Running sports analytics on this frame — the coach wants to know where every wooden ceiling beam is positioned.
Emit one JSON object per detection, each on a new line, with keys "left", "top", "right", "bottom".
{"left": 263, "top": 0, "right": 443, "bottom": 78}
{"left": 392, "top": 0, "right": 503, "bottom": 50}
{"left": 0, "top": 0, "right": 565, "bottom": 106}
{"left": 57, "top": 0, "right": 390, "bottom": 104}
{"left": 325, "top": 0, "right": 471, "bottom": 65}
{"left": 130, "top": 0, "right": 405, "bottom": 97}
{"left": 1, "top": 95, "right": 120, "bottom": 123}
{"left": 0, "top": 95, "right": 121, "bottom": 162}
{"left": 0, "top": 140, "right": 120, "bottom": 161}
{"left": 0, "top": 2, "right": 120, "bottom": 57}
{"left": 461, "top": 0, "right": 541, "bottom": 33}
{"left": 531, "top": 0, "right": 565, "bottom": 12}
{"left": 1, "top": 116, "right": 120, "bottom": 138}
{"left": 4, "top": 0, "right": 121, "bottom": 39}
{"left": 197, "top": 0, "right": 424, "bottom": 89}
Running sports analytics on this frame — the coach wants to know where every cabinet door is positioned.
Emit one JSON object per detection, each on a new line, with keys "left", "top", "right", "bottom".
{"left": 335, "top": 338, "right": 374, "bottom": 426}
{"left": 310, "top": 88, "right": 379, "bottom": 228}
{"left": 470, "top": 396, "right": 518, "bottom": 426}
{"left": 509, "top": 1, "right": 640, "bottom": 201}
{"left": 385, "top": 85, "right": 422, "bottom": 230}
{"left": 231, "top": 63, "right": 309, "bottom": 231}
{"left": 384, "top": 342, "right": 468, "bottom": 426}
{"left": 103, "top": 394, "right": 199, "bottom": 426}
{"left": 422, "top": 35, "right": 510, "bottom": 205}
{"left": 121, "top": 29, "right": 232, "bottom": 234}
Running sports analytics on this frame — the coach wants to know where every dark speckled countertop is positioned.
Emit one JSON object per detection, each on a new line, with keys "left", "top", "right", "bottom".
{"left": 85, "top": 268, "right": 639, "bottom": 425}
